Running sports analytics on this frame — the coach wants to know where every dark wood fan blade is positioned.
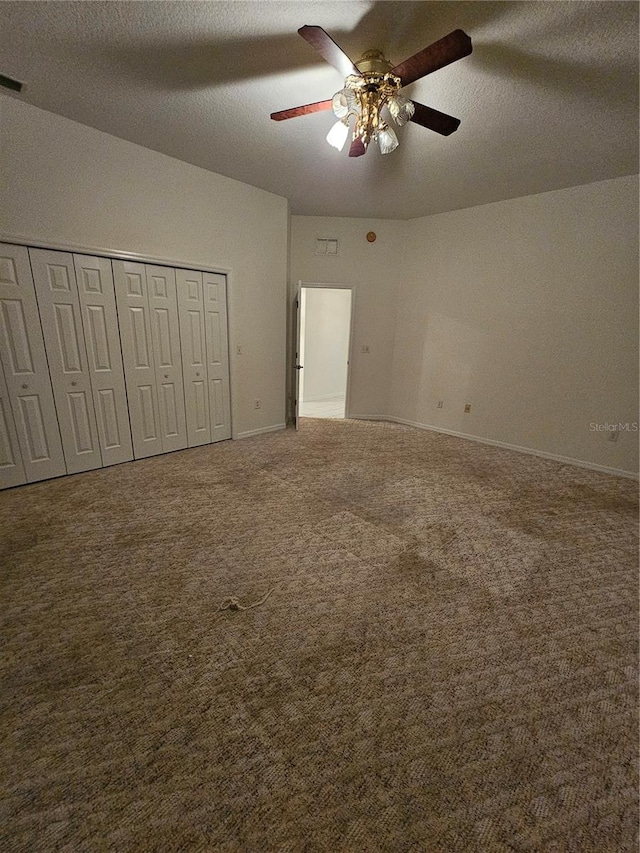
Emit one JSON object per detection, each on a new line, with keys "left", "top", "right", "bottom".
{"left": 410, "top": 101, "right": 461, "bottom": 136}
{"left": 391, "top": 29, "right": 472, "bottom": 86}
{"left": 298, "top": 25, "right": 360, "bottom": 78}
{"left": 270, "top": 100, "right": 333, "bottom": 121}
{"left": 348, "top": 138, "right": 367, "bottom": 157}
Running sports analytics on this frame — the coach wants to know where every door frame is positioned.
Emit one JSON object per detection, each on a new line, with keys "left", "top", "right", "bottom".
{"left": 296, "top": 280, "right": 356, "bottom": 422}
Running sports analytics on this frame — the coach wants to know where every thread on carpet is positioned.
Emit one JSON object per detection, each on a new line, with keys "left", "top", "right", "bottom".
{"left": 219, "top": 587, "right": 275, "bottom": 612}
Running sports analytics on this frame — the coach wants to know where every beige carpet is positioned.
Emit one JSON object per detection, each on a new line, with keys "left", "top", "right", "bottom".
{"left": 1, "top": 418, "right": 638, "bottom": 852}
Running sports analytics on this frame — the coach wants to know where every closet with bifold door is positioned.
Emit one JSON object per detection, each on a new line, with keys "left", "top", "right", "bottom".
{"left": 176, "top": 268, "right": 231, "bottom": 447}
{"left": 0, "top": 241, "right": 232, "bottom": 490}
{"left": 0, "top": 243, "right": 66, "bottom": 485}
{"left": 29, "top": 248, "right": 134, "bottom": 475}
{"left": 0, "top": 358, "right": 27, "bottom": 488}
{"left": 203, "top": 271, "right": 232, "bottom": 444}
{"left": 113, "top": 260, "right": 188, "bottom": 459}
{"left": 72, "top": 254, "right": 134, "bottom": 467}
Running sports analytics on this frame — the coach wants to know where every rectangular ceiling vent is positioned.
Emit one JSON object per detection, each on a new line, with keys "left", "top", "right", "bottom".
{"left": 315, "top": 238, "right": 338, "bottom": 256}
{"left": 0, "top": 73, "right": 23, "bottom": 93}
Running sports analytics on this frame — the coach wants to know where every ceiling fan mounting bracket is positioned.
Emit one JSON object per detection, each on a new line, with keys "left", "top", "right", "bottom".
{"left": 355, "top": 50, "right": 393, "bottom": 75}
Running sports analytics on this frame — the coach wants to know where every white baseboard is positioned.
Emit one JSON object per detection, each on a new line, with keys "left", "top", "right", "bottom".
{"left": 235, "top": 423, "right": 286, "bottom": 440}
{"left": 349, "top": 414, "right": 639, "bottom": 480}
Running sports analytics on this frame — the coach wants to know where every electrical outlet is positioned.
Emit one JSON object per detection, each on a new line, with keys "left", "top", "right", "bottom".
{"left": 437, "top": 400, "right": 444, "bottom": 409}
{"left": 607, "top": 429, "right": 619, "bottom": 442}
{"left": 254, "top": 399, "right": 261, "bottom": 409}
{"left": 361, "top": 344, "right": 370, "bottom": 353}
{"left": 464, "top": 403, "right": 472, "bottom": 413}
{"left": 236, "top": 345, "right": 242, "bottom": 355}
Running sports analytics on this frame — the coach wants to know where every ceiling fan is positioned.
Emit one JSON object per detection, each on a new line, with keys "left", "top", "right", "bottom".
{"left": 271, "top": 25, "right": 472, "bottom": 157}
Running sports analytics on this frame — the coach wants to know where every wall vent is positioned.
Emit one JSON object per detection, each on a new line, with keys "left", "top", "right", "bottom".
{"left": 315, "top": 238, "right": 338, "bottom": 256}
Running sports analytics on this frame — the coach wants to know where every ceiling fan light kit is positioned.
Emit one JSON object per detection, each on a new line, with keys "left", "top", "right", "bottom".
{"left": 326, "top": 60, "right": 411, "bottom": 155}
{"left": 271, "top": 25, "right": 472, "bottom": 158}
{"left": 326, "top": 117, "right": 350, "bottom": 151}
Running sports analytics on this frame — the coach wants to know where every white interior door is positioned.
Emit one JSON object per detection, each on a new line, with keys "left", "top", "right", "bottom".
{"left": 0, "top": 243, "right": 66, "bottom": 483}
{"left": 146, "top": 265, "right": 187, "bottom": 453}
{"left": 113, "top": 259, "right": 162, "bottom": 459}
{"left": 176, "top": 268, "right": 210, "bottom": 447}
{"left": 203, "top": 272, "right": 231, "bottom": 442}
{"left": 0, "top": 357, "right": 27, "bottom": 488}
{"left": 29, "top": 248, "right": 102, "bottom": 474}
{"left": 73, "top": 254, "right": 133, "bottom": 467}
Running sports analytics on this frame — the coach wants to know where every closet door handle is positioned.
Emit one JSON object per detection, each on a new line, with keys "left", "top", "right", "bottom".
{"left": 71, "top": 381, "right": 78, "bottom": 387}
{"left": 21, "top": 383, "right": 28, "bottom": 389}
{"left": 196, "top": 372, "right": 200, "bottom": 377}
{"left": 164, "top": 373, "right": 169, "bottom": 379}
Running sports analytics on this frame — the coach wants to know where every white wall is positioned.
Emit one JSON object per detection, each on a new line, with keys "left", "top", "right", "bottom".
{"left": 301, "top": 287, "right": 351, "bottom": 402}
{"left": 0, "top": 96, "right": 289, "bottom": 438}
{"left": 6, "top": 94, "right": 634, "bottom": 472}
{"left": 291, "top": 177, "right": 638, "bottom": 476}
{"left": 289, "top": 217, "right": 405, "bottom": 417}
{"left": 391, "top": 176, "right": 639, "bottom": 475}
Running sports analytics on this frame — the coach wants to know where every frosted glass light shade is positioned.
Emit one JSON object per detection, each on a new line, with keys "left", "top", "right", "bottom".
{"left": 388, "top": 94, "right": 415, "bottom": 126}
{"left": 332, "top": 89, "right": 356, "bottom": 118}
{"left": 377, "top": 125, "right": 399, "bottom": 154}
{"left": 326, "top": 119, "right": 350, "bottom": 151}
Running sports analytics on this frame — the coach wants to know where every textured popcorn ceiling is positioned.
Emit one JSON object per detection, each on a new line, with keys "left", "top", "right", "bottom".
{"left": 0, "top": 1, "right": 637, "bottom": 219}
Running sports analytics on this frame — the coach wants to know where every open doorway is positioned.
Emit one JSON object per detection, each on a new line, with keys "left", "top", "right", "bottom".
{"left": 298, "top": 285, "right": 353, "bottom": 420}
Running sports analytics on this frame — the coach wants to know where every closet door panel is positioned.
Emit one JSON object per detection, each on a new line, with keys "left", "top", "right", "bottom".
{"left": 73, "top": 254, "right": 133, "bottom": 466}
{"left": 0, "top": 359, "right": 26, "bottom": 488}
{"left": 146, "top": 265, "right": 187, "bottom": 452}
{"left": 0, "top": 243, "right": 66, "bottom": 482}
{"left": 203, "top": 273, "right": 231, "bottom": 441}
{"left": 176, "top": 269, "right": 210, "bottom": 447}
{"left": 29, "top": 249, "right": 102, "bottom": 474}
{"left": 113, "top": 260, "right": 162, "bottom": 459}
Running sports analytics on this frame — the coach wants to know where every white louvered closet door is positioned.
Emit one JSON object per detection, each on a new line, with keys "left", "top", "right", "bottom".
{"left": 145, "top": 265, "right": 187, "bottom": 453}
{"left": 113, "top": 260, "right": 162, "bottom": 459}
{"left": 0, "top": 357, "right": 27, "bottom": 488}
{"left": 176, "top": 269, "right": 210, "bottom": 447}
{"left": 73, "top": 254, "right": 133, "bottom": 467}
{"left": 0, "top": 243, "right": 66, "bottom": 483}
{"left": 203, "top": 273, "right": 231, "bottom": 442}
{"left": 29, "top": 249, "right": 102, "bottom": 474}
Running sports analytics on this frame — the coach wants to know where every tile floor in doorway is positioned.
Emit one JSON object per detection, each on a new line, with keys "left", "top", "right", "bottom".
{"left": 299, "top": 395, "right": 345, "bottom": 419}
